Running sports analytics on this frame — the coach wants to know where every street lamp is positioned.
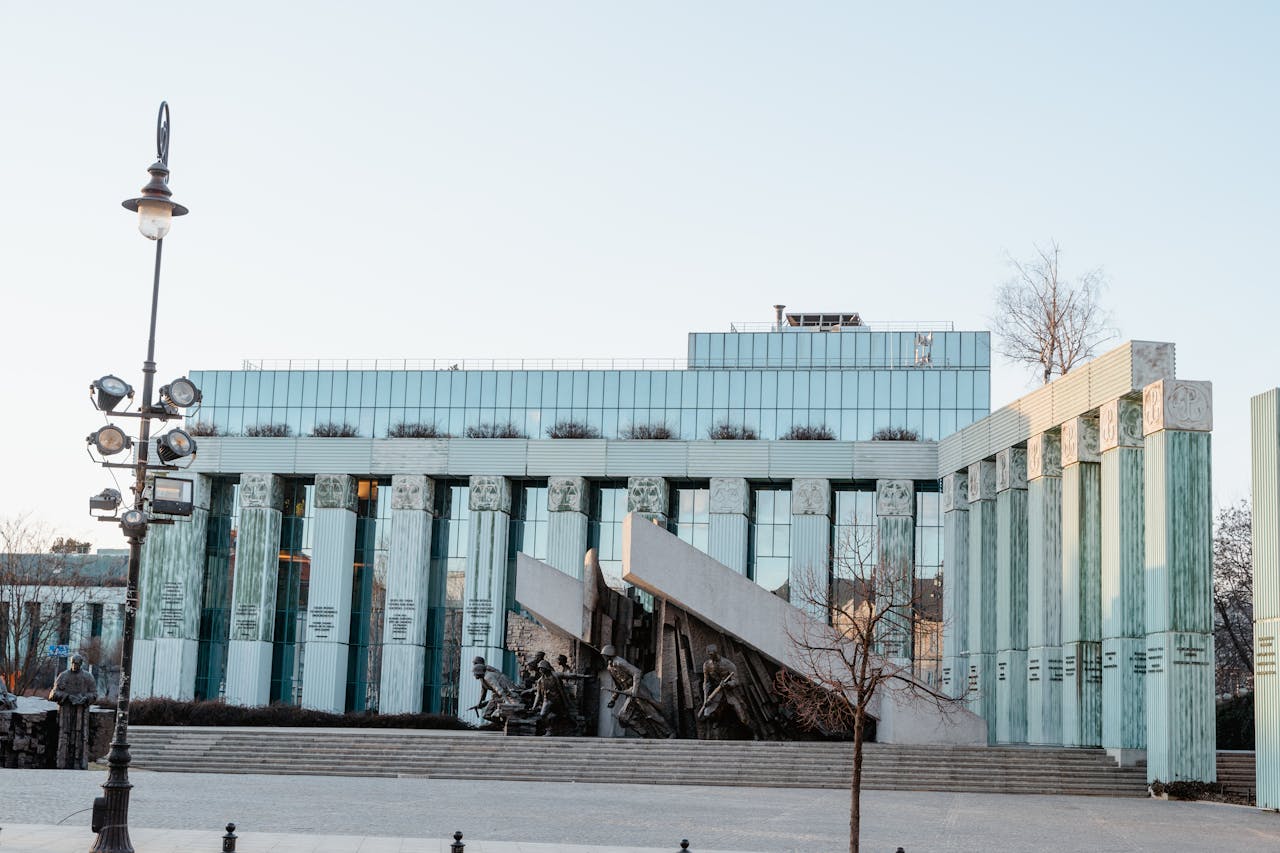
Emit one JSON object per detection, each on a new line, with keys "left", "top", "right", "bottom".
{"left": 87, "top": 101, "right": 195, "bottom": 853}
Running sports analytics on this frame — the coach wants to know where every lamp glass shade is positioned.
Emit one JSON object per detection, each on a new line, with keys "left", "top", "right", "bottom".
{"left": 162, "top": 377, "right": 201, "bottom": 408}
{"left": 137, "top": 199, "right": 173, "bottom": 240}
{"left": 90, "top": 425, "right": 132, "bottom": 456}
{"left": 93, "top": 375, "right": 133, "bottom": 411}
{"left": 156, "top": 429, "right": 196, "bottom": 462}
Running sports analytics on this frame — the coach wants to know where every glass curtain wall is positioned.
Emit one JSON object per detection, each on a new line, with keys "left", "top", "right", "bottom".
{"left": 749, "top": 488, "right": 791, "bottom": 598}
{"left": 588, "top": 484, "right": 629, "bottom": 587}
{"left": 346, "top": 479, "right": 390, "bottom": 712}
{"left": 195, "top": 478, "right": 239, "bottom": 700}
{"left": 270, "top": 480, "right": 313, "bottom": 705}
{"left": 672, "top": 485, "right": 710, "bottom": 554}
{"left": 425, "top": 482, "right": 469, "bottom": 715}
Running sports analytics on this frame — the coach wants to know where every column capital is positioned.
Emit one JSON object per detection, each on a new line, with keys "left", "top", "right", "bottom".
{"left": 792, "top": 478, "right": 831, "bottom": 516}
{"left": 239, "top": 473, "right": 284, "bottom": 510}
{"left": 390, "top": 474, "right": 435, "bottom": 512}
{"left": 1027, "top": 432, "right": 1062, "bottom": 479}
{"left": 314, "top": 474, "right": 358, "bottom": 511}
{"left": 709, "top": 477, "right": 749, "bottom": 515}
{"left": 469, "top": 475, "right": 512, "bottom": 512}
{"left": 626, "top": 476, "right": 668, "bottom": 515}
{"left": 1099, "top": 398, "right": 1144, "bottom": 451}
{"left": 942, "top": 471, "right": 969, "bottom": 511}
{"left": 548, "top": 476, "right": 588, "bottom": 513}
{"left": 876, "top": 479, "right": 915, "bottom": 517}
{"left": 968, "top": 460, "right": 996, "bottom": 502}
{"left": 1143, "top": 379, "right": 1212, "bottom": 434}
{"left": 996, "top": 448, "right": 1028, "bottom": 491}
{"left": 1061, "top": 416, "right": 1100, "bottom": 466}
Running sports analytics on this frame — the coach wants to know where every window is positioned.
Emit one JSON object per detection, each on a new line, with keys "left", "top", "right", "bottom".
{"left": 750, "top": 488, "right": 791, "bottom": 598}
{"left": 673, "top": 486, "right": 710, "bottom": 554}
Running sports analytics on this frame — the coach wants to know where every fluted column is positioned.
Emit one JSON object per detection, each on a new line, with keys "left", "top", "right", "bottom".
{"left": 995, "top": 449, "right": 1028, "bottom": 744}
{"left": 1143, "top": 379, "right": 1215, "bottom": 782}
{"left": 875, "top": 479, "right": 915, "bottom": 663}
{"left": 300, "top": 474, "right": 358, "bottom": 712}
{"left": 966, "top": 459, "right": 997, "bottom": 743}
{"left": 224, "top": 474, "right": 284, "bottom": 707}
{"left": 940, "top": 472, "right": 969, "bottom": 699}
{"left": 708, "top": 477, "right": 749, "bottom": 574}
{"left": 545, "top": 477, "right": 589, "bottom": 579}
{"left": 379, "top": 475, "right": 435, "bottom": 715}
{"left": 457, "top": 475, "right": 513, "bottom": 719}
{"left": 1062, "top": 415, "right": 1103, "bottom": 747}
{"left": 1026, "top": 432, "right": 1064, "bottom": 745}
{"left": 627, "top": 476, "right": 669, "bottom": 526}
{"left": 790, "top": 478, "right": 831, "bottom": 611}
{"left": 1100, "top": 398, "right": 1147, "bottom": 761}
{"left": 1251, "top": 388, "right": 1280, "bottom": 808}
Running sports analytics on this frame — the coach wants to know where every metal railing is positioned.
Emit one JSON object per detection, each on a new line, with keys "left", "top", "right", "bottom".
{"left": 241, "top": 357, "right": 690, "bottom": 372}
{"left": 728, "top": 320, "right": 957, "bottom": 333}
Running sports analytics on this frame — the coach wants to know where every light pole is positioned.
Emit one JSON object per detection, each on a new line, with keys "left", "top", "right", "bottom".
{"left": 86, "top": 101, "right": 199, "bottom": 853}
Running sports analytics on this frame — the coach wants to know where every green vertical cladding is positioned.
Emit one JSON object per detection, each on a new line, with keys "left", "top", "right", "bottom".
{"left": 1101, "top": 448, "right": 1145, "bottom": 639}
{"left": 996, "top": 489, "right": 1029, "bottom": 651}
{"left": 877, "top": 514, "right": 915, "bottom": 659}
{"left": 1061, "top": 640, "right": 1102, "bottom": 747}
{"left": 967, "top": 653, "right": 997, "bottom": 744}
{"left": 996, "top": 648, "right": 1028, "bottom": 743}
{"left": 1026, "top": 646, "right": 1063, "bottom": 745}
{"left": 942, "top": 505, "right": 969, "bottom": 696}
{"left": 1061, "top": 463, "right": 1101, "bottom": 644}
{"left": 1027, "top": 478, "right": 1062, "bottom": 648}
{"left": 1102, "top": 636, "right": 1145, "bottom": 750}
{"left": 1144, "top": 430, "right": 1213, "bottom": 633}
{"left": 1253, "top": 389, "right": 1280, "bottom": 621}
{"left": 232, "top": 506, "right": 282, "bottom": 643}
{"left": 1256, "top": 617, "right": 1280, "bottom": 808}
{"left": 138, "top": 505, "right": 209, "bottom": 641}
{"left": 1145, "top": 630, "right": 1216, "bottom": 782}
{"left": 967, "top": 500, "right": 997, "bottom": 656}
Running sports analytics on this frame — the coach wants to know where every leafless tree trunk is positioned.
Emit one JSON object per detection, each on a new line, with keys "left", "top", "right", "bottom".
{"left": 1212, "top": 500, "right": 1253, "bottom": 692}
{"left": 992, "top": 241, "right": 1114, "bottom": 384}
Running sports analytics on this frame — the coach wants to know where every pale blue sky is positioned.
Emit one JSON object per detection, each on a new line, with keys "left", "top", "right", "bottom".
{"left": 1, "top": 4, "right": 1275, "bottom": 545}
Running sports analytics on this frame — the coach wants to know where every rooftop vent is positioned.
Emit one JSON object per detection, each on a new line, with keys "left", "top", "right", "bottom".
{"left": 784, "top": 312, "right": 863, "bottom": 330}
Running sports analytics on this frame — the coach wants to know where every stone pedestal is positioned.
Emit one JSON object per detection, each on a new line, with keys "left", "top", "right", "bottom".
{"left": 458, "top": 476, "right": 513, "bottom": 719}
{"left": 1253, "top": 388, "right": 1280, "bottom": 809}
{"left": 940, "top": 472, "right": 969, "bottom": 699}
{"left": 301, "top": 475, "right": 358, "bottom": 713}
{"left": 1143, "top": 379, "right": 1215, "bottom": 782}
{"left": 966, "top": 460, "right": 997, "bottom": 742}
{"left": 224, "top": 474, "right": 284, "bottom": 707}
{"left": 708, "top": 477, "right": 749, "bottom": 575}
{"left": 1061, "top": 416, "right": 1102, "bottom": 747}
{"left": 546, "top": 477, "right": 589, "bottom": 578}
{"left": 1026, "top": 432, "right": 1063, "bottom": 744}
{"left": 875, "top": 479, "right": 915, "bottom": 662}
{"left": 994, "top": 449, "right": 1028, "bottom": 743}
{"left": 790, "top": 478, "right": 831, "bottom": 612}
{"left": 379, "top": 475, "right": 435, "bottom": 715}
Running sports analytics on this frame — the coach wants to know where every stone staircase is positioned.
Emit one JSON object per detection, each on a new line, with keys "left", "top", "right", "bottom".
{"left": 128, "top": 727, "right": 1149, "bottom": 796}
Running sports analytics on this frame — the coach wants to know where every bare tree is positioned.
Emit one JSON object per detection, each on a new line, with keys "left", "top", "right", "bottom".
{"left": 993, "top": 241, "right": 1114, "bottom": 384}
{"left": 1213, "top": 500, "right": 1253, "bottom": 693}
{"left": 775, "top": 524, "right": 959, "bottom": 853}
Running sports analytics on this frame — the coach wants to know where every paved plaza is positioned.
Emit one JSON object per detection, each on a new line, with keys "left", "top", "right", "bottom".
{"left": 4, "top": 769, "right": 1280, "bottom": 852}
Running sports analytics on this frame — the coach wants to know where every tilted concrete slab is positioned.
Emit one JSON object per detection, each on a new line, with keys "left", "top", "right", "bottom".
{"left": 515, "top": 552, "right": 589, "bottom": 640}
{"left": 621, "top": 514, "right": 986, "bottom": 746}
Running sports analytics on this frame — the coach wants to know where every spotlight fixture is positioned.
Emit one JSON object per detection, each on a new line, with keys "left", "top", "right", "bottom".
{"left": 119, "top": 509, "right": 148, "bottom": 537}
{"left": 159, "top": 377, "right": 201, "bottom": 410}
{"left": 91, "top": 375, "right": 134, "bottom": 412}
{"left": 90, "top": 489, "right": 122, "bottom": 513}
{"left": 88, "top": 425, "right": 133, "bottom": 457}
{"left": 155, "top": 429, "right": 196, "bottom": 463}
{"left": 152, "top": 477, "right": 194, "bottom": 516}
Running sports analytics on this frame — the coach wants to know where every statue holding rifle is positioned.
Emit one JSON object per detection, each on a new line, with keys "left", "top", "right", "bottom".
{"left": 600, "top": 644, "right": 672, "bottom": 739}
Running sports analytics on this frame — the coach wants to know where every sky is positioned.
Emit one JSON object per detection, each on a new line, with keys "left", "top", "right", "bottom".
{"left": 1, "top": 3, "right": 1276, "bottom": 548}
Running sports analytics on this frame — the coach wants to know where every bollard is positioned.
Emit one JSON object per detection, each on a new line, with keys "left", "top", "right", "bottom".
{"left": 450, "top": 830, "right": 465, "bottom": 852}
{"left": 896, "top": 848, "right": 905, "bottom": 852}
{"left": 222, "top": 822, "right": 237, "bottom": 852}
{"left": 679, "top": 841, "right": 690, "bottom": 851}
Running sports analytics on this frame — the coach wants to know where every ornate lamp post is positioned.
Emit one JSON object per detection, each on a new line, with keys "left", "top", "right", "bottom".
{"left": 86, "top": 102, "right": 198, "bottom": 853}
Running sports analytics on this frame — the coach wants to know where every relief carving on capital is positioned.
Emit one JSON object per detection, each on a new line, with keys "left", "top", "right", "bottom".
{"left": 626, "top": 477, "right": 668, "bottom": 515}
{"left": 1060, "top": 416, "right": 1100, "bottom": 466}
{"left": 1143, "top": 379, "right": 1212, "bottom": 435}
{"left": 547, "top": 477, "right": 587, "bottom": 513}
{"left": 709, "top": 477, "right": 749, "bottom": 515}
{"left": 792, "top": 478, "right": 831, "bottom": 516}
{"left": 876, "top": 480, "right": 914, "bottom": 517}
{"left": 995, "top": 448, "right": 1027, "bottom": 491}
{"left": 314, "top": 474, "right": 358, "bottom": 511}
{"left": 239, "top": 473, "right": 283, "bottom": 510}
{"left": 1026, "top": 433, "right": 1062, "bottom": 480}
{"left": 1099, "top": 399, "right": 1144, "bottom": 451}
{"left": 469, "top": 475, "right": 512, "bottom": 513}
{"left": 967, "top": 461, "right": 996, "bottom": 502}
{"left": 391, "top": 474, "right": 434, "bottom": 512}
{"left": 942, "top": 472, "right": 969, "bottom": 511}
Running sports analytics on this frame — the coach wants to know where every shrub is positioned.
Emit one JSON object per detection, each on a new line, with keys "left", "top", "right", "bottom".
{"left": 244, "top": 423, "right": 293, "bottom": 438}
{"left": 311, "top": 422, "right": 359, "bottom": 438}
{"left": 1148, "top": 779, "right": 1227, "bottom": 801}
{"left": 387, "top": 422, "right": 447, "bottom": 439}
{"left": 186, "top": 422, "right": 220, "bottom": 437}
{"left": 465, "top": 422, "right": 526, "bottom": 439}
{"left": 872, "top": 426, "right": 919, "bottom": 441}
{"left": 621, "top": 423, "right": 674, "bottom": 440}
{"left": 545, "top": 420, "right": 602, "bottom": 439}
{"left": 112, "top": 697, "right": 473, "bottom": 730}
{"left": 780, "top": 424, "right": 836, "bottom": 440}
{"left": 707, "top": 422, "right": 758, "bottom": 440}
{"left": 1216, "top": 692, "right": 1254, "bottom": 750}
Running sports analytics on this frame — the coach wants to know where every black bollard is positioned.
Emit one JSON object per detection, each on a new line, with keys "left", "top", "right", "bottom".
{"left": 896, "top": 848, "right": 905, "bottom": 852}
{"left": 451, "top": 830, "right": 465, "bottom": 852}
{"left": 679, "top": 841, "right": 690, "bottom": 851}
{"left": 222, "top": 823, "right": 237, "bottom": 852}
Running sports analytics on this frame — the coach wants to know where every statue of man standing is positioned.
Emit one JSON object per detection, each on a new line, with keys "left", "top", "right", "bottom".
{"left": 49, "top": 653, "right": 98, "bottom": 769}
{"left": 699, "top": 644, "right": 751, "bottom": 733}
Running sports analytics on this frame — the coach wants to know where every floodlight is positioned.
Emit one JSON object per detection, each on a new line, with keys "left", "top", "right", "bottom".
{"left": 91, "top": 375, "right": 134, "bottom": 412}
{"left": 119, "top": 509, "right": 148, "bottom": 537}
{"left": 88, "top": 425, "right": 133, "bottom": 456}
{"left": 89, "top": 489, "right": 122, "bottom": 513}
{"left": 159, "top": 377, "right": 201, "bottom": 410}
{"left": 152, "top": 477, "right": 194, "bottom": 516}
{"left": 155, "top": 429, "right": 196, "bottom": 463}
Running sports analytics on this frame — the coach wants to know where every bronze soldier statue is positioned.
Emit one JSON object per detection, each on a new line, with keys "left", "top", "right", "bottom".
{"left": 532, "top": 659, "right": 580, "bottom": 735}
{"left": 699, "top": 644, "right": 752, "bottom": 736}
{"left": 601, "top": 644, "right": 672, "bottom": 739}
{"left": 49, "top": 654, "right": 98, "bottom": 769}
{"left": 468, "top": 656, "right": 520, "bottom": 725}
